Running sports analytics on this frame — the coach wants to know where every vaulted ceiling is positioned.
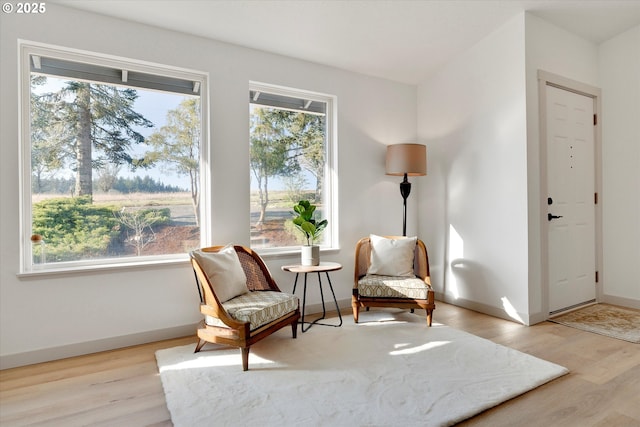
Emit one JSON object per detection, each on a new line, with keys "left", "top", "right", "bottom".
{"left": 52, "top": 0, "right": 640, "bottom": 84}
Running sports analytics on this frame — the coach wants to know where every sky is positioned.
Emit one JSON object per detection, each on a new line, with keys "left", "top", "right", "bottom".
{"left": 34, "top": 76, "right": 192, "bottom": 190}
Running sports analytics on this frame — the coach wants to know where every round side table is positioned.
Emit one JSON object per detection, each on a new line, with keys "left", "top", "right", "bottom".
{"left": 281, "top": 262, "right": 343, "bottom": 332}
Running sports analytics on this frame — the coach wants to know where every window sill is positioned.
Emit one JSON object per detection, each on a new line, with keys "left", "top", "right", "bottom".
{"left": 17, "top": 246, "right": 342, "bottom": 279}
{"left": 17, "top": 255, "right": 190, "bottom": 279}
{"left": 255, "top": 245, "right": 340, "bottom": 260}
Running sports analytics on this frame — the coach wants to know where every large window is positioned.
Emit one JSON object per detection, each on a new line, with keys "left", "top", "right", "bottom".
{"left": 249, "top": 82, "right": 337, "bottom": 252}
{"left": 19, "top": 42, "right": 208, "bottom": 273}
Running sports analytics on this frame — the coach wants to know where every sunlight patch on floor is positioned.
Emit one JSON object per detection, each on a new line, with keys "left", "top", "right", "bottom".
{"left": 160, "top": 352, "right": 275, "bottom": 371}
{"left": 390, "top": 340, "right": 450, "bottom": 355}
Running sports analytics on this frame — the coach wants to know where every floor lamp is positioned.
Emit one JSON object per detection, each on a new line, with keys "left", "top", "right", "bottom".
{"left": 385, "top": 144, "right": 427, "bottom": 236}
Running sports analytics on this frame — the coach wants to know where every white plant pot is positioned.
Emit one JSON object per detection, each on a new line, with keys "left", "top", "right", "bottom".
{"left": 301, "top": 245, "right": 320, "bottom": 266}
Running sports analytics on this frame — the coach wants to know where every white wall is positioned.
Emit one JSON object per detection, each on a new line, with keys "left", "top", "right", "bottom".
{"left": 0, "top": 4, "right": 417, "bottom": 368}
{"left": 417, "top": 12, "right": 622, "bottom": 324}
{"left": 523, "top": 13, "right": 600, "bottom": 320}
{"left": 417, "top": 15, "right": 531, "bottom": 323}
{"left": 598, "top": 25, "right": 640, "bottom": 306}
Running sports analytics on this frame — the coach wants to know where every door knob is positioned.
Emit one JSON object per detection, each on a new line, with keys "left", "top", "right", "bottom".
{"left": 548, "top": 213, "right": 563, "bottom": 221}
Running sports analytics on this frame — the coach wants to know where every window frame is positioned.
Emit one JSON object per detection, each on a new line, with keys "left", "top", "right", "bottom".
{"left": 18, "top": 41, "right": 210, "bottom": 275}
{"left": 248, "top": 81, "right": 339, "bottom": 256}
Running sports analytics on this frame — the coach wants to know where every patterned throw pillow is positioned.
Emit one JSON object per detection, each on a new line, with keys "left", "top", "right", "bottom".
{"left": 367, "top": 234, "right": 417, "bottom": 277}
{"left": 192, "top": 245, "right": 249, "bottom": 302}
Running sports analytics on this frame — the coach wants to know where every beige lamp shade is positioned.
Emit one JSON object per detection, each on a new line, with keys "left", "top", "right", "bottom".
{"left": 385, "top": 143, "right": 427, "bottom": 176}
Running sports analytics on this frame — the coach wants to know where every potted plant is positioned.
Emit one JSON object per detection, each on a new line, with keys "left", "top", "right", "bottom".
{"left": 291, "top": 200, "right": 328, "bottom": 266}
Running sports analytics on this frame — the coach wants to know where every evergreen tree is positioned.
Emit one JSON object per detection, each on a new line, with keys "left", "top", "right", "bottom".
{"left": 32, "top": 76, "right": 153, "bottom": 197}
{"left": 30, "top": 76, "right": 70, "bottom": 193}
{"left": 293, "top": 113, "right": 325, "bottom": 200}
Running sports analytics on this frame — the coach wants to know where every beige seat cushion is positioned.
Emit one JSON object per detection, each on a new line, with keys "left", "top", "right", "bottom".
{"left": 358, "top": 274, "right": 430, "bottom": 299}
{"left": 206, "top": 291, "right": 299, "bottom": 331}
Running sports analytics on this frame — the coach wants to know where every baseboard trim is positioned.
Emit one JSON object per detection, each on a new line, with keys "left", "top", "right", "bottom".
{"left": 1, "top": 300, "right": 355, "bottom": 370}
{"left": 434, "top": 292, "right": 535, "bottom": 325}
{"left": 600, "top": 294, "right": 640, "bottom": 310}
{"left": 432, "top": 293, "right": 640, "bottom": 325}
{"left": 527, "top": 311, "right": 548, "bottom": 325}
{"left": 0, "top": 324, "right": 196, "bottom": 370}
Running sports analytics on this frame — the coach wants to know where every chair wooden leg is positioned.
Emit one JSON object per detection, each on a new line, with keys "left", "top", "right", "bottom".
{"left": 241, "top": 347, "right": 249, "bottom": 371}
{"left": 194, "top": 339, "right": 206, "bottom": 353}
{"left": 426, "top": 309, "right": 433, "bottom": 327}
{"left": 352, "top": 304, "right": 360, "bottom": 323}
{"left": 291, "top": 320, "right": 298, "bottom": 338}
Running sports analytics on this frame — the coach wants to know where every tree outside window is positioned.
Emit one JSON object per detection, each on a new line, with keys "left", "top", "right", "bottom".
{"left": 23, "top": 45, "right": 205, "bottom": 271}
{"left": 249, "top": 85, "right": 335, "bottom": 251}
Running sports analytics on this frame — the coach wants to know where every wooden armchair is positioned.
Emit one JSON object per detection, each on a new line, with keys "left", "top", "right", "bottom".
{"left": 352, "top": 236, "right": 435, "bottom": 326}
{"left": 190, "top": 245, "right": 300, "bottom": 371}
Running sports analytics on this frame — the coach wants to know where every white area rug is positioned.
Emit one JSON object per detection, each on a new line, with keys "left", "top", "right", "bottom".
{"left": 156, "top": 310, "right": 568, "bottom": 427}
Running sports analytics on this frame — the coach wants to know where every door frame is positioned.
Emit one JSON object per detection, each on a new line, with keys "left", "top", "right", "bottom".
{"left": 538, "top": 70, "right": 603, "bottom": 318}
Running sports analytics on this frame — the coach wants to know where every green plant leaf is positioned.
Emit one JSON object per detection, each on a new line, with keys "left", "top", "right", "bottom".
{"left": 301, "top": 221, "right": 316, "bottom": 235}
{"left": 316, "top": 219, "right": 328, "bottom": 232}
{"left": 290, "top": 199, "right": 328, "bottom": 245}
{"left": 298, "top": 200, "right": 311, "bottom": 210}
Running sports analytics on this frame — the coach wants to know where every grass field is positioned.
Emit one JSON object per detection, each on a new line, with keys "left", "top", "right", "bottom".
{"left": 34, "top": 189, "right": 316, "bottom": 211}
{"left": 250, "top": 190, "right": 318, "bottom": 211}
{"left": 33, "top": 191, "right": 193, "bottom": 207}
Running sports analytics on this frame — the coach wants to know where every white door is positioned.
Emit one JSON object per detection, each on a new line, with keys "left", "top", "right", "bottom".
{"left": 546, "top": 85, "right": 597, "bottom": 313}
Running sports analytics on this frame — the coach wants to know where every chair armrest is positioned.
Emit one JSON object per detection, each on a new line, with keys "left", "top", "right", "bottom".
{"left": 199, "top": 303, "right": 217, "bottom": 318}
{"left": 200, "top": 303, "right": 245, "bottom": 329}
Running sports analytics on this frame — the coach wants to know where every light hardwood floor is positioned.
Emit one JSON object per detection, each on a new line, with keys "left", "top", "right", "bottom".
{"left": 1, "top": 302, "right": 638, "bottom": 426}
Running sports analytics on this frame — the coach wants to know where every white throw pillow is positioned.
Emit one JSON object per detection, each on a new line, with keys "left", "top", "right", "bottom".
{"left": 192, "top": 245, "right": 249, "bottom": 303}
{"left": 367, "top": 234, "right": 417, "bottom": 277}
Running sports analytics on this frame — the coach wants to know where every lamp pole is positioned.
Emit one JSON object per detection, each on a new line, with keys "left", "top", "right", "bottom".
{"left": 400, "top": 173, "right": 411, "bottom": 237}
